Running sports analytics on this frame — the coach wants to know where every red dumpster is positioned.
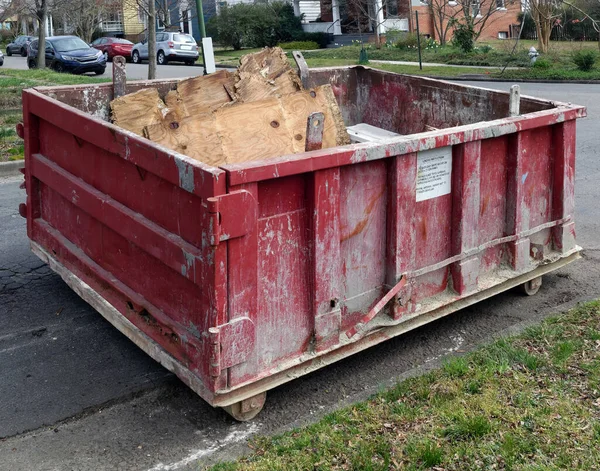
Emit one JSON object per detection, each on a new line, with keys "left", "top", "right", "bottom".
{"left": 19, "top": 67, "right": 585, "bottom": 420}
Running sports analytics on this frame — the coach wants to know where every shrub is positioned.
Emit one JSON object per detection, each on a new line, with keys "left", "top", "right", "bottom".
{"left": 395, "top": 32, "right": 420, "bottom": 50}
{"left": 452, "top": 22, "right": 475, "bottom": 53}
{"left": 572, "top": 50, "right": 597, "bottom": 71}
{"left": 533, "top": 57, "right": 551, "bottom": 69}
{"left": 291, "top": 32, "right": 330, "bottom": 48}
{"left": 278, "top": 40, "right": 319, "bottom": 50}
{"left": 207, "top": 2, "right": 302, "bottom": 50}
{"left": 476, "top": 44, "right": 493, "bottom": 54}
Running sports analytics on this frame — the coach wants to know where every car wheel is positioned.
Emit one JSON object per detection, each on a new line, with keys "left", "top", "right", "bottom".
{"left": 157, "top": 50, "right": 167, "bottom": 65}
{"left": 54, "top": 62, "right": 64, "bottom": 73}
{"left": 28, "top": 59, "right": 36, "bottom": 69}
{"left": 20, "top": 47, "right": 27, "bottom": 57}
{"left": 132, "top": 50, "right": 141, "bottom": 64}
{"left": 103, "top": 51, "right": 109, "bottom": 62}
{"left": 6, "top": 48, "right": 11, "bottom": 56}
{"left": 0, "top": 60, "right": 4, "bottom": 67}
{"left": 95, "top": 68, "right": 105, "bottom": 76}
{"left": 185, "top": 60, "right": 195, "bottom": 66}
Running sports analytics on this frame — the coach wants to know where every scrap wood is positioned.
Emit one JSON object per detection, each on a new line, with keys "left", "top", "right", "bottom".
{"left": 170, "top": 69, "right": 235, "bottom": 116}
{"left": 234, "top": 47, "right": 303, "bottom": 102}
{"left": 110, "top": 88, "right": 168, "bottom": 136}
{"left": 144, "top": 85, "right": 350, "bottom": 166}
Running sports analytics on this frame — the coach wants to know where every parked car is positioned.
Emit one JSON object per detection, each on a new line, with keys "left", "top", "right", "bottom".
{"left": 0, "top": 50, "right": 3, "bottom": 66}
{"left": 90, "top": 37, "right": 134, "bottom": 62}
{"left": 28, "top": 36, "right": 106, "bottom": 75}
{"left": 6, "top": 35, "right": 34, "bottom": 57}
{"left": 131, "top": 32, "right": 199, "bottom": 65}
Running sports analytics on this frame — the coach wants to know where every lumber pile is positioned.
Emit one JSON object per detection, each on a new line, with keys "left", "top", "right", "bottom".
{"left": 110, "top": 47, "right": 350, "bottom": 167}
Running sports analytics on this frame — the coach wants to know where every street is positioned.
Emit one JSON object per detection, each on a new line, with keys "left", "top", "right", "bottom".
{"left": 0, "top": 82, "right": 599, "bottom": 471}
{"left": 1, "top": 55, "right": 208, "bottom": 80}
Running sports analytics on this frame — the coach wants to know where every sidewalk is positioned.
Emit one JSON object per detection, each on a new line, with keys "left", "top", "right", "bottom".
{"left": 370, "top": 59, "right": 519, "bottom": 70}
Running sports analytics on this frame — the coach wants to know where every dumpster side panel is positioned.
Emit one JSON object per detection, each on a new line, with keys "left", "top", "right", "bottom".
{"left": 23, "top": 91, "right": 227, "bottom": 390}
{"left": 227, "top": 175, "right": 314, "bottom": 385}
{"left": 339, "top": 161, "right": 388, "bottom": 329}
{"left": 478, "top": 136, "right": 509, "bottom": 275}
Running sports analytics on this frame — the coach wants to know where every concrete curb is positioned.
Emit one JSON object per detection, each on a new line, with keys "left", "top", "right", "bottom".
{"left": 434, "top": 75, "right": 600, "bottom": 84}
{"left": 0, "top": 160, "right": 24, "bottom": 178}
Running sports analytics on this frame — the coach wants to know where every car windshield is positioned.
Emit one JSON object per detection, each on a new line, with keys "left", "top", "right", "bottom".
{"left": 52, "top": 37, "right": 90, "bottom": 52}
{"left": 173, "top": 34, "right": 195, "bottom": 44}
{"left": 113, "top": 39, "right": 133, "bottom": 45}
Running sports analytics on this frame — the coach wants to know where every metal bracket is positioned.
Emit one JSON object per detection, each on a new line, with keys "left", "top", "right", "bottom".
{"left": 207, "top": 190, "right": 256, "bottom": 246}
{"left": 209, "top": 317, "right": 255, "bottom": 377}
{"left": 306, "top": 112, "right": 325, "bottom": 152}
{"left": 292, "top": 50, "right": 310, "bottom": 89}
{"left": 113, "top": 56, "right": 127, "bottom": 100}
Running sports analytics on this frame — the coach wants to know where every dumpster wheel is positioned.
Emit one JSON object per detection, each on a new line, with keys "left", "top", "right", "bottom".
{"left": 222, "top": 392, "right": 267, "bottom": 421}
{"left": 521, "top": 276, "right": 542, "bottom": 296}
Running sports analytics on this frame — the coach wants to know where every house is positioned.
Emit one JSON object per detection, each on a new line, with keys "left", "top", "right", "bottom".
{"left": 303, "top": 0, "right": 520, "bottom": 43}
{"left": 412, "top": 0, "right": 522, "bottom": 42}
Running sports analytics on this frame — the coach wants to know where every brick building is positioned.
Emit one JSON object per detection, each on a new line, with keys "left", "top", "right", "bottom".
{"left": 412, "top": 0, "right": 522, "bottom": 42}
{"left": 309, "top": 0, "right": 520, "bottom": 41}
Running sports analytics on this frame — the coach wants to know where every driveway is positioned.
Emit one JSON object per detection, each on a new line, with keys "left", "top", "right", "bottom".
{"left": 0, "top": 82, "right": 599, "bottom": 471}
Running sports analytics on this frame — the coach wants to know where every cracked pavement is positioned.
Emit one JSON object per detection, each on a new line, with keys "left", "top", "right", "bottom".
{"left": 0, "top": 83, "right": 599, "bottom": 471}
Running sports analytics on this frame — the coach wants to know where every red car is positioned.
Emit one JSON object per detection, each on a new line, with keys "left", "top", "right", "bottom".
{"left": 90, "top": 37, "right": 134, "bottom": 62}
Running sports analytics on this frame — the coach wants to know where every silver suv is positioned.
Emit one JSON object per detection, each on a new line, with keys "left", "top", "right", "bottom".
{"left": 131, "top": 32, "right": 199, "bottom": 65}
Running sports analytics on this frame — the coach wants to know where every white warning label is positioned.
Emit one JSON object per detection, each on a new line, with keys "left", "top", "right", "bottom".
{"left": 416, "top": 147, "right": 452, "bottom": 202}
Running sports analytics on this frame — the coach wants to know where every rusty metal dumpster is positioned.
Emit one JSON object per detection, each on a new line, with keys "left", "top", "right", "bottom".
{"left": 18, "top": 67, "right": 586, "bottom": 420}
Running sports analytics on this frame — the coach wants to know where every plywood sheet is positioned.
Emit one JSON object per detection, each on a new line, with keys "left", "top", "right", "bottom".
{"left": 235, "top": 47, "right": 302, "bottom": 102}
{"left": 143, "top": 85, "right": 349, "bottom": 166}
{"left": 144, "top": 113, "right": 226, "bottom": 166}
{"left": 175, "top": 69, "right": 235, "bottom": 115}
{"left": 110, "top": 88, "right": 167, "bottom": 136}
{"left": 281, "top": 85, "right": 350, "bottom": 152}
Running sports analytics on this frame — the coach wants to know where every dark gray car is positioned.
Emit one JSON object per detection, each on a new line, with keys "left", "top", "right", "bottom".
{"left": 6, "top": 35, "right": 34, "bottom": 57}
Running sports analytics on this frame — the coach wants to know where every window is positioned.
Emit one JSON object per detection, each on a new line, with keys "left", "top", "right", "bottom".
{"left": 498, "top": 31, "right": 508, "bottom": 38}
{"left": 174, "top": 34, "right": 195, "bottom": 43}
{"left": 496, "top": 0, "right": 505, "bottom": 8}
{"left": 471, "top": 0, "right": 481, "bottom": 16}
{"left": 386, "top": 0, "right": 399, "bottom": 17}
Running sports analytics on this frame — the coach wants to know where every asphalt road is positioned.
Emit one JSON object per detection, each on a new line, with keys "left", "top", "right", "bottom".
{"left": 0, "top": 82, "right": 599, "bottom": 471}
{"left": 1, "top": 55, "right": 207, "bottom": 80}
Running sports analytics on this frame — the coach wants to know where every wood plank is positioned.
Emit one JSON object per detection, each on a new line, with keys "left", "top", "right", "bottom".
{"left": 144, "top": 85, "right": 349, "bottom": 167}
{"left": 235, "top": 47, "right": 302, "bottom": 102}
{"left": 144, "top": 113, "right": 226, "bottom": 166}
{"left": 281, "top": 85, "right": 350, "bottom": 152}
{"left": 110, "top": 88, "right": 167, "bottom": 136}
{"left": 174, "top": 70, "right": 235, "bottom": 115}
{"left": 217, "top": 97, "right": 294, "bottom": 163}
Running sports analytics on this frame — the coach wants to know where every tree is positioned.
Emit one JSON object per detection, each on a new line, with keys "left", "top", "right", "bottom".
{"left": 123, "top": 0, "right": 158, "bottom": 79}
{"left": 524, "top": 0, "right": 563, "bottom": 52}
{"left": 428, "top": 0, "right": 511, "bottom": 46}
{"left": 428, "top": 0, "right": 460, "bottom": 45}
{"left": 344, "top": 0, "right": 389, "bottom": 45}
{"left": 63, "top": 0, "right": 112, "bottom": 43}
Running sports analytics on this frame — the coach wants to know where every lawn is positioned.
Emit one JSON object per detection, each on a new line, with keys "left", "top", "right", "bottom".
{"left": 209, "top": 300, "right": 600, "bottom": 470}
{"left": 0, "top": 69, "right": 107, "bottom": 162}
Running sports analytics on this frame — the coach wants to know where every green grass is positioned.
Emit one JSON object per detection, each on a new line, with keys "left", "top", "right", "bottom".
{"left": 0, "top": 68, "right": 106, "bottom": 162}
{"left": 207, "top": 300, "right": 600, "bottom": 470}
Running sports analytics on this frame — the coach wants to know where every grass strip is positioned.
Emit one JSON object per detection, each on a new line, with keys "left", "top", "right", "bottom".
{"left": 209, "top": 300, "right": 600, "bottom": 470}
{"left": 0, "top": 69, "right": 106, "bottom": 162}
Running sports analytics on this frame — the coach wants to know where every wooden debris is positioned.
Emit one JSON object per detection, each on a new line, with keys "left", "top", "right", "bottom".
{"left": 173, "top": 70, "right": 235, "bottom": 116}
{"left": 144, "top": 85, "right": 350, "bottom": 166}
{"left": 110, "top": 47, "right": 350, "bottom": 167}
{"left": 234, "top": 47, "right": 302, "bottom": 102}
{"left": 144, "top": 113, "right": 225, "bottom": 167}
{"left": 110, "top": 88, "right": 167, "bottom": 136}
